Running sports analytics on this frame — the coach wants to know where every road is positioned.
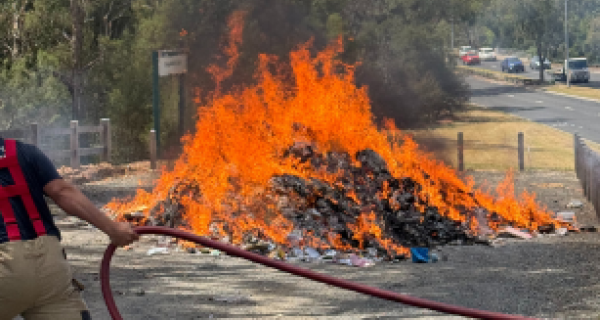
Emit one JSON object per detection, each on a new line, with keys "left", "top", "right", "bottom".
{"left": 471, "top": 59, "right": 600, "bottom": 89}
{"left": 467, "top": 76, "right": 600, "bottom": 143}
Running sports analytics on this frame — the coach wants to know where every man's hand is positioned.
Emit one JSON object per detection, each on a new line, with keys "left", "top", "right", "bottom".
{"left": 107, "top": 222, "right": 140, "bottom": 247}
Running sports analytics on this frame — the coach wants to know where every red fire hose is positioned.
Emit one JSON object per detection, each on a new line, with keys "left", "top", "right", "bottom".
{"left": 100, "top": 226, "right": 536, "bottom": 320}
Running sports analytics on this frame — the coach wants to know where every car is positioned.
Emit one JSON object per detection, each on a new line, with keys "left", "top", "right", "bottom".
{"left": 461, "top": 52, "right": 481, "bottom": 65}
{"left": 459, "top": 46, "right": 472, "bottom": 57}
{"left": 530, "top": 56, "right": 551, "bottom": 70}
{"left": 501, "top": 56, "right": 525, "bottom": 73}
{"left": 548, "top": 57, "right": 590, "bottom": 83}
{"left": 478, "top": 48, "right": 496, "bottom": 61}
{"left": 567, "top": 58, "right": 590, "bottom": 83}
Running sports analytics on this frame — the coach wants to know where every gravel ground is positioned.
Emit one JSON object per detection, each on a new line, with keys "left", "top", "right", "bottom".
{"left": 47, "top": 170, "right": 600, "bottom": 319}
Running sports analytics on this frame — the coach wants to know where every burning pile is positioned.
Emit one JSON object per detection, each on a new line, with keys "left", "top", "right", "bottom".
{"left": 106, "top": 15, "right": 561, "bottom": 260}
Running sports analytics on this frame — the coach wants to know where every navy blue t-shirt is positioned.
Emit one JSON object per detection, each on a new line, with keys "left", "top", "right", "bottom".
{"left": 0, "top": 138, "right": 61, "bottom": 243}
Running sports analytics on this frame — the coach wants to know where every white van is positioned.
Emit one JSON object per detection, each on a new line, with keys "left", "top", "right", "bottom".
{"left": 478, "top": 48, "right": 496, "bottom": 61}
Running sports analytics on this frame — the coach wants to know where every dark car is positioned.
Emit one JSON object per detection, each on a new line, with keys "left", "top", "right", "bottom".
{"left": 501, "top": 57, "right": 525, "bottom": 73}
{"left": 530, "top": 56, "right": 551, "bottom": 70}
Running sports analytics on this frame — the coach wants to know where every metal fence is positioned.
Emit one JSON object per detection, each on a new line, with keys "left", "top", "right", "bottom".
{"left": 574, "top": 133, "right": 600, "bottom": 217}
{"left": 0, "top": 119, "right": 111, "bottom": 168}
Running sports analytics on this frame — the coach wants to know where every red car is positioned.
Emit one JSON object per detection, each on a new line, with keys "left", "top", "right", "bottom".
{"left": 461, "top": 52, "right": 480, "bottom": 65}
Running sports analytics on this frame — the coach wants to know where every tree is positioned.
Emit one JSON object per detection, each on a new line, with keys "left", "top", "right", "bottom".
{"left": 586, "top": 16, "right": 600, "bottom": 63}
{"left": 514, "top": 0, "right": 561, "bottom": 82}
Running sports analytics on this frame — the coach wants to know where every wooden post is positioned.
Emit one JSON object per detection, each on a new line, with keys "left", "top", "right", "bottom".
{"left": 585, "top": 147, "right": 591, "bottom": 200}
{"left": 30, "top": 123, "right": 39, "bottom": 147}
{"left": 518, "top": 132, "right": 525, "bottom": 172}
{"left": 579, "top": 136, "right": 584, "bottom": 182}
{"left": 70, "top": 120, "right": 80, "bottom": 168}
{"left": 457, "top": 132, "right": 464, "bottom": 171}
{"left": 579, "top": 143, "right": 587, "bottom": 199}
{"left": 592, "top": 152, "right": 600, "bottom": 217}
{"left": 574, "top": 133, "right": 580, "bottom": 180}
{"left": 591, "top": 152, "right": 597, "bottom": 206}
{"left": 100, "top": 118, "right": 111, "bottom": 163}
{"left": 150, "top": 129, "right": 157, "bottom": 170}
{"left": 587, "top": 147, "right": 594, "bottom": 202}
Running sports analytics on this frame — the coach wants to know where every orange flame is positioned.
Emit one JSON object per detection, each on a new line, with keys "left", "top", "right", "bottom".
{"left": 206, "top": 10, "right": 246, "bottom": 95}
{"left": 106, "top": 16, "right": 558, "bottom": 255}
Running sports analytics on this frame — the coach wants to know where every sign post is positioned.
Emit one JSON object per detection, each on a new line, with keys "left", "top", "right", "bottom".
{"left": 152, "top": 50, "right": 188, "bottom": 158}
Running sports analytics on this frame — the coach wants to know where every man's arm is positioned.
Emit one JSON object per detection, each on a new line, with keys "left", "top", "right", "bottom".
{"left": 44, "top": 179, "right": 139, "bottom": 247}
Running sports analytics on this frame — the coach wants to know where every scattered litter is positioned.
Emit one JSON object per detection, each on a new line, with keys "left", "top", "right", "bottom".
{"left": 555, "top": 228, "right": 568, "bottom": 236}
{"left": 156, "top": 236, "right": 172, "bottom": 247}
{"left": 146, "top": 247, "right": 169, "bottom": 256}
{"left": 579, "top": 226, "right": 598, "bottom": 233}
{"left": 244, "top": 242, "right": 271, "bottom": 254}
{"left": 538, "top": 224, "right": 556, "bottom": 234}
{"left": 307, "top": 208, "right": 322, "bottom": 218}
{"left": 350, "top": 254, "right": 375, "bottom": 267}
{"left": 497, "top": 227, "right": 533, "bottom": 239}
{"left": 471, "top": 208, "right": 494, "bottom": 237}
{"left": 135, "top": 289, "right": 145, "bottom": 296}
{"left": 410, "top": 247, "right": 430, "bottom": 263}
{"left": 556, "top": 212, "right": 576, "bottom": 223}
{"left": 290, "top": 247, "right": 304, "bottom": 258}
{"left": 566, "top": 200, "right": 584, "bottom": 209}
{"left": 366, "top": 247, "right": 378, "bottom": 257}
{"left": 323, "top": 249, "right": 337, "bottom": 258}
{"left": 286, "top": 231, "right": 303, "bottom": 247}
{"left": 304, "top": 247, "right": 321, "bottom": 259}
{"left": 488, "top": 239, "right": 507, "bottom": 248}
{"left": 268, "top": 248, "right": 286, "bottom": 260}
{"left": 209, "top": 249, "right": 221, "bottom": 256}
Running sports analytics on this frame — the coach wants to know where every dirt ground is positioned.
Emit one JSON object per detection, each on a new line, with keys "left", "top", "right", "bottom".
{"left": 46, "top": 169, "right": 600, "bottom": 319}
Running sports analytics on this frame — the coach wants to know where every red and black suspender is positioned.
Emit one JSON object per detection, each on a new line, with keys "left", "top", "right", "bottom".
{"left": 0, "top": 139, "right": 46, "bottom": 241}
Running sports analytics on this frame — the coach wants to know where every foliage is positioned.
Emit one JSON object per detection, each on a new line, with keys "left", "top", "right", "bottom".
{"left": 0, "top": 0, "right": 482, "bottom": 162}
{"left": 474, "top": 0, "right": 600, "bottom": 65}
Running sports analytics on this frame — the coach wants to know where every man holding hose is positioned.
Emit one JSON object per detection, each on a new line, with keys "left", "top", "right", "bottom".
{"left": 0, "top": 137, "right": 139, "bottom": 319}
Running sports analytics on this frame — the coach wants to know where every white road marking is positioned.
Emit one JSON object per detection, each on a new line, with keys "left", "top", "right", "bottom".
{"left": 565, "top": 106, "right": 573, "bottom": 110}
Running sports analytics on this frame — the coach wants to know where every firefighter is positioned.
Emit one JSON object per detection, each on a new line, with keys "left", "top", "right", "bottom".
{"left": 0, "top": 137, "right": 139, "bottom": 319}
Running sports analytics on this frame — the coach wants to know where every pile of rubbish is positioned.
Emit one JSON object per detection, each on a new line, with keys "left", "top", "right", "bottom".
{"left": 113, "top": 145, "right": 592, "bottom": 267}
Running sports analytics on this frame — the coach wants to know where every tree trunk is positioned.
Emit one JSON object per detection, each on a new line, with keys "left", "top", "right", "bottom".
{"left": 71, "top": 0, "right": 84, "bottom": 121}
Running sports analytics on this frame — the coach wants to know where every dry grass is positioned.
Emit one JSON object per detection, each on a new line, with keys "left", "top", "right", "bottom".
{"left": 404, "top": 105, "right": 600, "bottom": 171}
{"left": 457, "top": 65, "right": 530, "bottom": 80}
{"left": 546, "top": 84, "right": 600, "bottom": 101}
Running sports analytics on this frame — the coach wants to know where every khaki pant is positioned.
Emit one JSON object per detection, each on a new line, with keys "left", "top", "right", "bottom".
{"left": 0, "top": 235, "right": 90, "bottom": 320}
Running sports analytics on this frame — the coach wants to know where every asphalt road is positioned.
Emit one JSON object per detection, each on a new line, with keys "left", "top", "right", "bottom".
{"left": 472, "top": 59, "right": 600, "bottom": 88}
{"left": 467, "top": 76, "right": 600, "bottom": 144}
